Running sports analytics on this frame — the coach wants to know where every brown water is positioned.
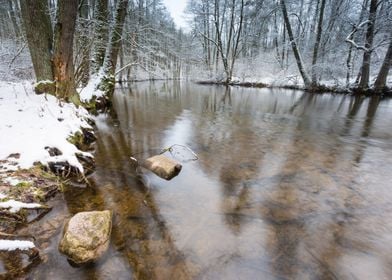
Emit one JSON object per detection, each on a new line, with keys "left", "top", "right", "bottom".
{"left": 29, "top": 82, "right": 392, "bottom": 279}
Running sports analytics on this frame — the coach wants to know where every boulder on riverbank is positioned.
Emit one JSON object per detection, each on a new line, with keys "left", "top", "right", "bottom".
{"left": 59, "top": 210, "right": 112, "bottom": 265}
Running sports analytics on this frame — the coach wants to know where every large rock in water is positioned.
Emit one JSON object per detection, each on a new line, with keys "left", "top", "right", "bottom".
{"left": 59, "top": 210, "right": 112, "bottom": 265}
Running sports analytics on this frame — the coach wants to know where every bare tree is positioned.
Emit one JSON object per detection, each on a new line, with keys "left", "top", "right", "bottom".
{"left": 358, "top": 0, "right": 378, "bottom": 89}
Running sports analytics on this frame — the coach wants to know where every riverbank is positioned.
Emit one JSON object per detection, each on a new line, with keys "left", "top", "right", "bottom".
{"left": 195, "top": 79, "right": 392, "bottom": 97}
{"left": 0, "top": 81, "right": 96, "bottom": 277}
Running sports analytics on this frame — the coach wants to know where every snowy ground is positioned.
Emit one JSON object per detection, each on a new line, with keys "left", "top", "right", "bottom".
{"left": 0, "top": 81, "right": 93, "bottom": 173}
{"left": 79, "top": 72, "right": 105, "bottom": 102}
{"left": 0, "top": 81, "right": 94, "bottom": 250}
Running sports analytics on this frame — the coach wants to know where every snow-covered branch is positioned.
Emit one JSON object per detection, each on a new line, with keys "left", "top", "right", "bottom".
{"left": 115, "top": 62, "right": 139, "bottom": 76}
{"left": 345, "top": 20, "right": 371, "bottom": 52}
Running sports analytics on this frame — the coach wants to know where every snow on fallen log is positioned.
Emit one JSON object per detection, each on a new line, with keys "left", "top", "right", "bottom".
{"left": 0, "top": 239, "right": 35, "bottom": 251}
{"left": 141, "top": 155, "right": 182, "bottom": 180}
{"left": 0, "top": 199, "right": 42, "bottom": 213}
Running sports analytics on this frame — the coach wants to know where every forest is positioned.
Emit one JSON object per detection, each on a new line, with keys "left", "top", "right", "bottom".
{"left": 0, "top": 0, "right": 391, "bottom": 95}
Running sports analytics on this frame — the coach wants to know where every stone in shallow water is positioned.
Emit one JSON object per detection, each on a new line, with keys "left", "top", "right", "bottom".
{"left": 58, "top": 210, "right": 112, "bottom": 265}
{"left": 141, "top": 155, "right": 182, "bottom": 180}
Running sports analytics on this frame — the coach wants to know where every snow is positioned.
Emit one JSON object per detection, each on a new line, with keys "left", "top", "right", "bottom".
{"left": 3, "top": 177, "right": 22, "bottom": 186}
{"left": 33, "top": 80, "right": 54, "bottom": 88}
{"left": 0, "top": 193, "right": 6, "bottom": 199}
{"left": 0, "top": 239, "right": 35, "bottom": 251}
{"left": 79, "top": 72, "right": 105, "bottom": 102}
{"left": 0, "top": 199, "right": 42, "bottom": 213}
{"left": 0, "top": 81, "right": 93, "bottom": 173}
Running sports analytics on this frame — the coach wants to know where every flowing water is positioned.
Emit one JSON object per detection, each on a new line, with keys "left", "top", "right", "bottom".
{"left": 23, "top": 82, "right": 392, "bottom": 279}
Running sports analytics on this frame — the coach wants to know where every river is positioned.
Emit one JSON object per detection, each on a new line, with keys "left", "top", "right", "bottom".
{"left": 30, "top": 82, "right": 392, "bottom": 279}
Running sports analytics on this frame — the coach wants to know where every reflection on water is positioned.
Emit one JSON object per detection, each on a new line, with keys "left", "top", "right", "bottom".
{"left": 29, "top": 82, "right": 392, "bottom": 279}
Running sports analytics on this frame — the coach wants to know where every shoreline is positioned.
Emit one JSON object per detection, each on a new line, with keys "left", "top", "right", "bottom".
{"left": 194, "top": 80, "right": 392, "bottom": 97}
{"left": 0, "top": 81, "right": 98, "bottom": 278}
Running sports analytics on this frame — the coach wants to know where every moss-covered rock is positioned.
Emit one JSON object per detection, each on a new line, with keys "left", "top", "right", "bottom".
{"left": 34, "top": 80, "right": 56, "bottom": 95}
{"left": 59, "top": 210, "right": 112, "bottom": 265}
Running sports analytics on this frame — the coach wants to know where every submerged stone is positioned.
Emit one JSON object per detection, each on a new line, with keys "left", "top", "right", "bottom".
{"left": 59, "top": 210, "right": 112, "bottom": 265}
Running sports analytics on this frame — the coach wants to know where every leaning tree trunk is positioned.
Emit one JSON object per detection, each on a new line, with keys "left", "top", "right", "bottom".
{"left": 19, "top": 0, "right": 53, "bottom": 81}
{"left": 374, "top": 35, "right": 392, "bottom": 91}
{"left": 52, "top": 0, "right": 79, "bottom": 102}
{"left": 7, "top": 0, "right": 21, "bottom": 38}
{"left": 358, "top": 0, "right": 378, "bottom": 89}
{"left": 311, "top": 0, "right": 326, "bottom": 86}
{"left": 280, "top": 0, "right": 311, "bottom": 88}
{"left": 228, "top": 0, "right": 244, "bottom": 81}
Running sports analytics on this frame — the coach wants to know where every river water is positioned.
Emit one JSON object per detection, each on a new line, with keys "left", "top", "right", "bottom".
{"left": 29, "top": 82, "right": 392, "bottom": 279}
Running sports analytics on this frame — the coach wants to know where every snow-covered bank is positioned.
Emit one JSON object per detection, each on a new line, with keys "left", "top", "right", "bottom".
{"left": 0, "top": 81, "right": 93, "bottom": 173}
{"left": 195, "top": 75, "right": 392, "bottom": 96}
{"left": 79, "top": 73, "right": 105, "bottom": 103}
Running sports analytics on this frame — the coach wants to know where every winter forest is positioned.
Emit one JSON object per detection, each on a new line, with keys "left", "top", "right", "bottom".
{"left": 1, "top": 0, "right": 392, "bottom": 279}
{"left": 0, "top": 0, "right": 391, "bottom": 92}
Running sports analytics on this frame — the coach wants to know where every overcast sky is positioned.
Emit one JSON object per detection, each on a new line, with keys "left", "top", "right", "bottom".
{"left": 162, "top": 0, "right": 188, "bottom": 30}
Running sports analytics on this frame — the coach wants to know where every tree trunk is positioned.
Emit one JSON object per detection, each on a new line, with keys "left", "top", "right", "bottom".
{"left": 52, "top": 0, "right": 78, "bottom": 101}
{"left": 19, "top": 0, "right": 53, "bottom": 81}
{"left": 280, "top": 0, "right": 311, "bottom": 88}
{"left": 214, "top": 0, "right": 229, "bottom": 82}
{"left": 97, "top": 0, "right": 129, "bottom": 96}
{"left": 228, "top": 0, "right": 244, "bottom": 80}
{"left": 346, "top": 0, "right": 369, "bottom": 87}
{"left": 311, "top": 0, "right": 326, "bottom": 85}
{"left": 77, "top": 0, "right": 91, "bottom": 86}
{"left": 374, "top": 36, "right": 392, "bottom": 91}
{"left": 92, "top": 0, "right": 109, "bottom": 73}
{"left": 103, "top": 0, "right": 129, "bottom": 76}
{"left": 358, "top": 0, "right": 378, "bottom": 89}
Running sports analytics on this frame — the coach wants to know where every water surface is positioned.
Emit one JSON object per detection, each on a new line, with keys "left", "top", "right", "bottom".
{"left": 32, "top": 82, "right": 392, "bottom": 279}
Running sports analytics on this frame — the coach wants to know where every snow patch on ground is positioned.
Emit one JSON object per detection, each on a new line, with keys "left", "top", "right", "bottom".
{"left": 3, "top": 177, "right": 22, "bottom": 186}
{"left": 0, "top": 239, "right": 35, "bottom": 251}
{"left": 0, "top": 199, "right": 42, "bottom": 213}
{"left": 0, "top": 81, "right": 93, "bottom": 173}
{"left": 79, "top": 72, "right": 105, "bottom": 102}
{"left": 0, "top": 193, "right": 6, "bottom": 199}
